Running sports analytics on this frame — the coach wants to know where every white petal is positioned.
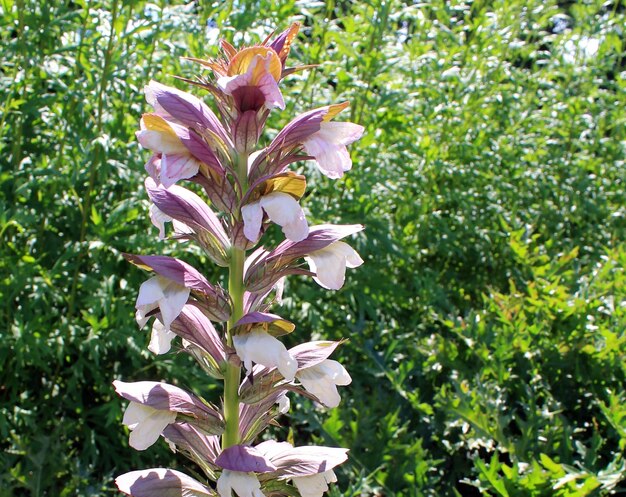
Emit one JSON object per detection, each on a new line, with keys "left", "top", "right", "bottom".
{"left": 276, "top": 350, "right": 298, "bottom": 382}
{"left": 122, "top": 401, "right": 152, "bottom": 430}
{"left": 159, "top": 282, "right": 190, "bottom": 329}
{"left": 216, "top": 75, "right": 239, "bottom": 94}
{"left": 332, "top": 241, "right": 364, "bottom": 268}
{"left": 172, "top": 219, "right": 194, "bottom": 235}
{"left": 233, "top": 330, "right": 297, "bottom": 381}
{"left": 217, "top": 470, "right": 265, "bottom": 497}
{"left": 302, "top": 122, "right": 363, "bottom": 179}
{"left": 160, "top": 154, "right": 200, "bottom": 188}
{"left": 123, "top": 402, "right": 176, "bottom": 451}
{"left": 135, "top": 307, "right": 155, "bottom": 328}
{"left": 306, "top": 248, "right": 346, "bottom": 290}
{"left": 306, "top": 241, "right": 362, "bottom": 290}
{"left": 136, "top": 276, "right": 166, "bottom": 308}
{"left": 320, "top": 360, "right": 352, "bottom": 386}
{"left": 298, "top": 368, "right": 341, "bottom": 408}
{"left": 277, "top": 392, "right": 291, "bottom": 414}
{"left": 316, "top": 122, "right": 364, "bottom": 146}
{"left": 247, "top": 150, "right": 264, "bottom": 173}
{"left": 260, "top": 192, "right": 309, "bottom": 242}
{"left": 293, "top": 470, "right": 337, "bottom": 497}
{"left": 282, "top": 216, "right": 309, "bottom": 242}
{"left": 148, "top": 319, "right": 176, "bottom": 354}
{"left": 241, "top": 201, "right": 264, "bottom": 242}
{"left": 297, "top": 360, "right": 351, "bottom": 408}
{"left": 136, "top": 128, "right": 186, "bottom": 155}
{"left": 129, "top": 410, "right": 176, "bottom": 451}
{"left": 149, "top": 204, "right": 173, "bottom": 240}
{"left": 302, "top": 137, "right": 349, "bottom": 179}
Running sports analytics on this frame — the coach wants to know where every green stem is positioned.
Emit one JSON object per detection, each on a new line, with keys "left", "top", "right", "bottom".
{"left": 222, "top": 151, "right": 249, "bottom": 449}
{"left": 223, "top": 247, "right": 244, "bottom": 448}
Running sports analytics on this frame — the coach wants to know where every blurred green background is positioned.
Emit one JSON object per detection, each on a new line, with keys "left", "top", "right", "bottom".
{"left": 1, "top": 0, "right": 625, "bottom": 495}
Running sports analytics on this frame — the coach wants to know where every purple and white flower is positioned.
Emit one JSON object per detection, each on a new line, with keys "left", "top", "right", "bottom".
{"left": 305, "top": 240, "right": 364, "bottom": 290}
{"left": 116, "top": 468, "right": 214, "bottom": 497}
{"left": 302, "top": 121, "right": 364, "bottom": 179}
{"left": 297, "top": 360, "right": 352, "bottom": 408}
{"left": 113, "top": 380, "right": 222, "bottom": 450}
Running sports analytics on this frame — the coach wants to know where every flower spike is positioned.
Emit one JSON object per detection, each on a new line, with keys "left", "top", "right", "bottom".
{"left": 119, "top": 22, "right": 363, "bottom": 497}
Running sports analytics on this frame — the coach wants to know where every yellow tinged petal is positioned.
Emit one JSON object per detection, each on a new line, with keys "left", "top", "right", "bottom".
{"left": 263, "top": 172, "right": 306, "bottom": 199}
{"left": 264, "top": 318, "right": 296, "bottom": 337}
{"left": 123, "top": 253, "right": 154, "bottom": 273}
{"left": 141, "top": 114, "right": 179, "bottom": 139}
{"left": 228, "top": 47, "right": 282, "bottom": 81}
{"left": 323, "top": 101, "right": 350, "bottom": 122}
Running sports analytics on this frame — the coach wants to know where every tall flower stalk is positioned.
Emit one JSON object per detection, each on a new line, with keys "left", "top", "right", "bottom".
{"left": 114, "top": 22, "right": 364, "bottom": 497}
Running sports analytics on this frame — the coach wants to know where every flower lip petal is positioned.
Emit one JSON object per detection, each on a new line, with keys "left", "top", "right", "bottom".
{"left": 293, "top": 470, "right": 337, "bottom": 497}
{"left": 127, "top": 406, "right": 177, "bottom": 451}
{"left": 241, "top": 201, "right": 264, "bottom": 242}
{"left": 215, "top": 444, "right": 277, "bottom": 473}
{"left": 217, "top": 470, "right": 265, "bottom": 497}
{"left": 259, "top": 191, "right": 309, "bottom": 242}
{"left": 233, "top": 330, "right": 297, "bottom": 381}
{"left": 148, "top": 319, "right": 176, "bottom": 354}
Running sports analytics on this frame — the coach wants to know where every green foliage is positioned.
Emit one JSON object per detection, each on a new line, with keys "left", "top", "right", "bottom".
{"left": 1, "top": 0, "right": 624, "bottom": 496}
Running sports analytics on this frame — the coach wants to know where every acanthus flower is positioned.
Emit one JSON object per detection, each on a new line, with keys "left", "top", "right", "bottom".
{"left": 215, "top": 445, "right": 276, "bottom": 497}
{"left": 244, "top": 224, "right": 364, "bottom": 294}
{"left": 305, "top": 240, "right": 364, "bottom": 290}
{"left": 253, "top": 102, "right": 364, "bottom": 181}
{"left": 145, "top": 178, "right": 231, "bottom": 266}
{"left": 296, "top": 360, "right": 352, "bottom": 408}
{"left": 113, "top": 380, "right": 223, "bottom": 450}
{"left": 241, "top": 191, "right": 308, "bottom": 242}
{"left": 137, "top": 114, "right": 224, "bottom": 187}
{"left": 124, "top": 253, "right": 231, "bottom": 322}
{"left": 144, "top": 80, "right": 232, "bottom": 148}
{"left": 241, "top": 170, "right": 308, "bottom": 243}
